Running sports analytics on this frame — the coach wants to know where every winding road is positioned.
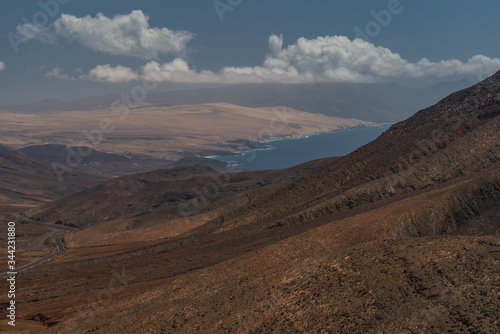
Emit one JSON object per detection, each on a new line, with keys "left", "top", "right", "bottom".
{"left": 0, "top": 237, "right": 65, "bottom": 278}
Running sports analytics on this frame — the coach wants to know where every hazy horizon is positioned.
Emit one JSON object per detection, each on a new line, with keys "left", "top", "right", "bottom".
{"left": 0, "top": 76, "right": 480, "bottom": 108}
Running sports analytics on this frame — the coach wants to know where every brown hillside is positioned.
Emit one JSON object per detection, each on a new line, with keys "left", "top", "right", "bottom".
{"left": 27, "top": 157, "right": 339, "bottom": 229}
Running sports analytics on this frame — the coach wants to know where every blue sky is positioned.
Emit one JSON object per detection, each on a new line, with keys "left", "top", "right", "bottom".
{"left": 0, "top": 0, "right": 499, "bottom": 106}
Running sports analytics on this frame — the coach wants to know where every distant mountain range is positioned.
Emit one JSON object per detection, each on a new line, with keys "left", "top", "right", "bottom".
{"left": 3, "top": 79, "right": 473, "bottom": 123}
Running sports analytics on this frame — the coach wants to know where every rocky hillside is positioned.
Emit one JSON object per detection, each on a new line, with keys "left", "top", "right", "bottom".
{"left": 27, "top": 157, "right": 339, "bottom": 228}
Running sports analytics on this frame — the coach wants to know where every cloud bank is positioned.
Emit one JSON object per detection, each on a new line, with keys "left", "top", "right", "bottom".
{"left": 82, "top": 34, "right": 500, "bottom": 84}
{"left": 0, "top": 61, "right": 4, "bottom": 71}
{"left": 17, "top": 10, "right": 194, "bottom": 59}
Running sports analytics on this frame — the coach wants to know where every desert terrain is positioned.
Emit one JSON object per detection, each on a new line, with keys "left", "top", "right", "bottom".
{"left": 0, "top": 102, "right": 377, "bottom": 160}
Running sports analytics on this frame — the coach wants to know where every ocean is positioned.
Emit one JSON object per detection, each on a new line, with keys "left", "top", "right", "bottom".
{"left": 210, "top": 123, "right": 393, "bottom": 170}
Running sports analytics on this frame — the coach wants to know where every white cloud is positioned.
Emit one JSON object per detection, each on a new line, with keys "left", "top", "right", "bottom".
{"left": 46, "top": 67, "right": 75, "bottom": 81}
{"left": 74, "top": 34, "right": 500, "bottom": 84}
{"left": 0, "top": 61, "right": 4, "bottom": 71}
{"left": 81, "top": 64, "right": 140, "bottom": 83}
{"left": 138, "top": 35, "right": 500, "bottom": 84}
{"left": 17, "top": 10, "right": 194, "bottom": 59}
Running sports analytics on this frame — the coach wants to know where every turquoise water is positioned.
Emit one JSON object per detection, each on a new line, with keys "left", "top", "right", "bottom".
{"left": 211, "top": 124, "right": 393, "bottom": 170}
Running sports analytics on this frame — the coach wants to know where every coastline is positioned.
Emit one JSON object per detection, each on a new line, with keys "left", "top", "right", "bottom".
{"left": 205, "top": 123, "right": 385, "bottom": 160}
